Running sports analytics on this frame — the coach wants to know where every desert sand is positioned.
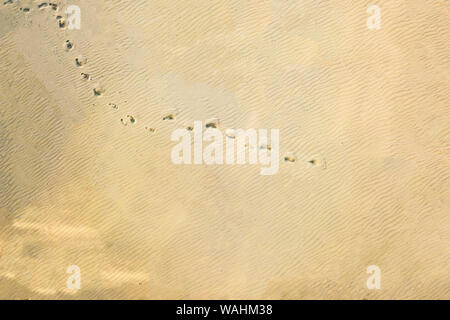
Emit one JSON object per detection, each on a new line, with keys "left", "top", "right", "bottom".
{"left": 0, "top": 0, "right": 449, "bottom": 299}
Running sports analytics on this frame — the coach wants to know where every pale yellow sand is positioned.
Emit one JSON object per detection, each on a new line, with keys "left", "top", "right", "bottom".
{"left": 0, "top": 0, "right": 449, "bottom": 299}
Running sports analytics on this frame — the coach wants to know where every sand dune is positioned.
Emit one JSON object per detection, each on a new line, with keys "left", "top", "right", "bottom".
{"left": 0, "top": 0, "right": 449, "bottom": 299}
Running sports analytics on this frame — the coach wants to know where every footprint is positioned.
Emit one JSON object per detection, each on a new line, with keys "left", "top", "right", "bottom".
{"left": 260, "top": 144, "right": 272, "bottom": 151}
{"left": 75, "top": 57, "right": 87, "bottom": 67}
{"left": 37, "top": 2, "right": 57, "bottom": 11}
{"left": 56, "top": 16, "right": 64, "bottom": 26}
{"left": 127, "top": 115, "right": 136, "bottom": 124}
{"left": 205, "top": 118, "right": 219, "bottom": 129}
{"left": 225, "top": 129, "right": 236, "bottom": 139}
{"left": 145, "top": 126, "right": 156, "bottom": 133}
{"left": 108, "top": 103, "right": 118, "bottom": 110}
{"left": 307, "top": 155, "right": 327, "bottom": 169}
{"left": 120, "top": 115, "right": 136, "bottom": 126}
{"left": 93, "top": 88, "right": 104, "bottom": 96}
{"left": 65, "top": 40, "right": 74, "bottom": 51}
{"left": 284, "top": 152, "right": 297, "bottom": 163}
{"left": 81, "top": 73, "right": 91, "bottom": 80}
{"left": 162, "top": 114, "right": 174, "bottom": 121}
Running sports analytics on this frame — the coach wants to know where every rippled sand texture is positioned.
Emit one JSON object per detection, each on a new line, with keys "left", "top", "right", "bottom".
{"left": 0, "top": 0, "right": 449, "bottom": 299}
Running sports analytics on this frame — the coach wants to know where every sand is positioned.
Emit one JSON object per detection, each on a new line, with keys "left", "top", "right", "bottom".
{"left": 0, "top": 0, "right": 449, "bottom": 299}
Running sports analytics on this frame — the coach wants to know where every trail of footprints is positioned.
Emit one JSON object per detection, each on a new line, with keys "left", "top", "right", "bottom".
{"left": 3, "top": 0, "right": 323, "bottom": 169}
{"left": 4, "top": 1, "right": 57, "bottom": 13}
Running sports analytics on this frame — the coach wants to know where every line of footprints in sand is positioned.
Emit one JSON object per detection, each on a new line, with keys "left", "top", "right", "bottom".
{"left": 4, "top": 0, "right": 327, "bottom": 168}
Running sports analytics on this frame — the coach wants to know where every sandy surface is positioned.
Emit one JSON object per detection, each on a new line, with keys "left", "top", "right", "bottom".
{"left": 0, "top": 0, "right": 449, "bottom": 299}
